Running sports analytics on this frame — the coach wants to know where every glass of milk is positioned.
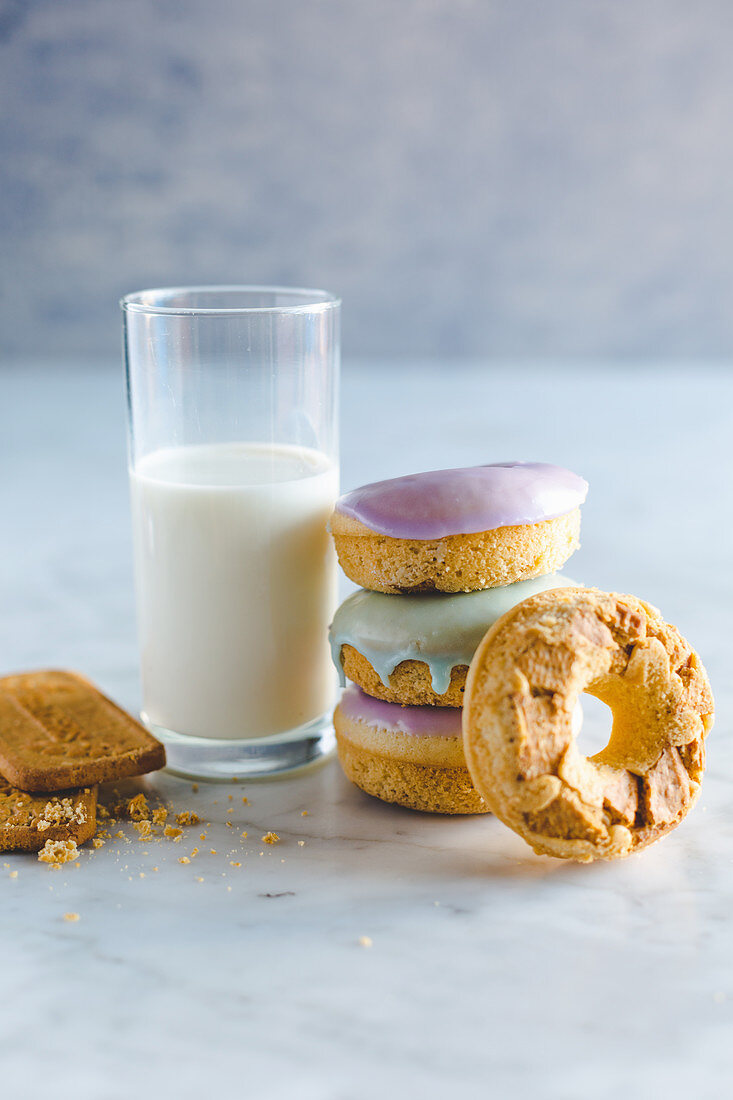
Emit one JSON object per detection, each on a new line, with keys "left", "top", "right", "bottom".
{"left": 121, "top": 286, "right": 340, "bottom": 779}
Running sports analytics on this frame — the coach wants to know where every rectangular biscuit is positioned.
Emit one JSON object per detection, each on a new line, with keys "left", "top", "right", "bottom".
{"left": 0, "top": 670, "right": 166, "bottom": 792}
{"left": 0, "top": 779, "right": 97, "bottom": 852}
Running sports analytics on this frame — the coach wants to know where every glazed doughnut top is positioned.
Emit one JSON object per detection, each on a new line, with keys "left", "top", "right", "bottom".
{"left": 330, "top": 573, "right": 576, "bottom": 694}
{"left": 333, "top": 461, "right": 588, "bottom": 539}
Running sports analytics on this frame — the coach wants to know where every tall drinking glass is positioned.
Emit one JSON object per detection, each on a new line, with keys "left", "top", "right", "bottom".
{"left": 122, "top": 286, "right": 340, "bottom": 779}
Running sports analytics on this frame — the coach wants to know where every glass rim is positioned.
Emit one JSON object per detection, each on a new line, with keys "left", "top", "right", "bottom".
{"left": 120, "top": 284, "right": 341, "bottom": 316}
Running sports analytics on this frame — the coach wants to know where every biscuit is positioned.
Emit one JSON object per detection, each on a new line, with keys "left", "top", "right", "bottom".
{"left": 0, "top": 670, "right": 166, "bottom": 792}
{"left": 334, "top": 685, "right": 487, "bottom": 815}
{"left": 463, "top": 587, "right": 714, "bottom": 861}
{"left": 0, "top": 779, "right": 96, "bottom": 852}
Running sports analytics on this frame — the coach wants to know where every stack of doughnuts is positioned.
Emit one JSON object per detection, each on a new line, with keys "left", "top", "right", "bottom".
{"left": 328, "top": 461, "right": 589, "bottom": 814}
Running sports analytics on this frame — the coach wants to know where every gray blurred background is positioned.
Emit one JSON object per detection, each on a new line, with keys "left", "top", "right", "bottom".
{"left": 2, "top": 0, "right": 733, "bottom": 363}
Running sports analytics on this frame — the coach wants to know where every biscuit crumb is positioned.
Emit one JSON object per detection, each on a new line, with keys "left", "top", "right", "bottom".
{"left": 36, "top": 796, "right": 87, "bottom": 832}
{"left": 241, "top": 796, "right": 248, "bottom": 804}
{"left": 133, "top": 820, "right": 153, "bottom": 839}
{"left": 262, "top": 832, "right": 280, "bottom": 844}
{"left": 210, "top": 849, "right": 217, "bottom": 855}
{"left": 229, "top": 861, "right": 241, "bottom": 867}
{"left": 196, "top": 876, "right": 204, "bottom": 883}
{"left": 191, "top": 784, "right": 199, "bottom": 793}
{"left": 176, "top": 811, "right": 200, "bottom": 826}
{"left": 64, "top": 912, "right": 80, "bottom": 922}
{"left": 178, "top": 856, "right": 191, "bottom": 865}
{"left": 199, "top": 833, "right": 207, "bottom": 841}
{"left": 358, "top": 936, "right": 373, "bottom": 948}
{"left": 9, "top": 869, "right": 18, "bottom": 878}
{"left": 301, "top": 810, "right": 308, "bottom": 816}
{"left": 38, "top": 839, "right": 79, "bottom": 866}
{"left": 151, "top": 807, "right": 168, "bottom": 826}
{"left": 240, "top": 831, "right": 248, "bottom": 839}
{"left": 190, "top": 847, "right": 199, "bottom": 858}
{"left": 127, "top": 794, "right": 150, "bottom": 821}
{"left": 297, "top": 840, "right": 305, "bottom": 847}
{"left": 92, "top": 838, "right": 105, "bottom": 849}
{"left": 164, "top": 826, "right": 183, "bottom": 841}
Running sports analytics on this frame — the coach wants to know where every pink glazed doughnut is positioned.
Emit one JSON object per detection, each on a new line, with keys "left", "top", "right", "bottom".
{"left": 330, "top": 462, "right": 588, "bottom": 593}
{"left": 334, "top": 685, "right": 488, "bottom": 814}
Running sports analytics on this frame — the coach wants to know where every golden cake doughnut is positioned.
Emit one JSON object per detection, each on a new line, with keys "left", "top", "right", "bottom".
{"left": 330, "top": 462, "right": 587, "bottom": 593}
{"left": 334, "top": 685, "right": 487, "bottom": 814}
{"left": 463, "top": 587, "right": 714, "bottom": 861}
{"left": 330, "top": 511, "right": 581, "bottom": 594}
{"left": 329, "top": 574, "right": 576, "bottom": 707}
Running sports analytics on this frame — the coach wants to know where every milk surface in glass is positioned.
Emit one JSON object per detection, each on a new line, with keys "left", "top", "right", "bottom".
{"left": 130, "top": 441, "right": 338, "bottom": 740}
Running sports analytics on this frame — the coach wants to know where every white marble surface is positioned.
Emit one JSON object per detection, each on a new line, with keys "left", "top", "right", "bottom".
{"left": 0, "top": 361, "right": 731, "bottom": 1099}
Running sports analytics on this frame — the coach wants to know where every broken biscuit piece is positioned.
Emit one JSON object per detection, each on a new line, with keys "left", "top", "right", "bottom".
{"left": 0, "top": 780, "right": 96, "bottom": 853}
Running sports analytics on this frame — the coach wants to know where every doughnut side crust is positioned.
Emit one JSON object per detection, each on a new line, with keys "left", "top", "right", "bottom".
{"left": 463, "top": 587, "right": 714, "bottom": 862}
{"left": 340, "top": 644, "right": 467, "bottom": 707}
{"left": 330, "top": 509, "right": 581, "bottom": 593}
{"left": 334, "top": 707, "right": 487, "bottom": 815}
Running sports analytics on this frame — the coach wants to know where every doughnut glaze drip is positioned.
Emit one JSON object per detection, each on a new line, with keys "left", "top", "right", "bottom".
{"left": 338, "top": 685, "right": 463, "bottom": 738}
{"left": 330, "top": 573, "right": 577, "bottom": 694}
{"left": 334, "top": 462, "right": 588, "bottom": 539}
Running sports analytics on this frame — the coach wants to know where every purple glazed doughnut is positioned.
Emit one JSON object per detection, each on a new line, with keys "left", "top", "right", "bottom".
{"left": 334, "top": 685, "right": 488, "bottom": 814}
{"left": 330, "top": 462, "right": 588, "bottom": 593}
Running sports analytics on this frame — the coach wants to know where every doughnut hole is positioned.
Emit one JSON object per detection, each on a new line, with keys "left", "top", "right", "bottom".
{"left": 573, "top": 694, "right": 614, "bottom": 759}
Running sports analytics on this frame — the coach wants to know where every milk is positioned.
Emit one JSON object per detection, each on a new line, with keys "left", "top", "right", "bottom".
{"left": 130, "top": 442, "right": 339, "bottom": 740}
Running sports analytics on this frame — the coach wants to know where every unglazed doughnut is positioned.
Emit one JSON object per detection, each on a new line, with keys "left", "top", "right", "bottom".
{"left": 330, "top": 462, "right": 588, "bottom": 593}
{"left": 334, "top": 685, "right": 487, "bottom": 814}
{"left": 330, "top": 574, "right": 576, "bottom": 707}
{"left": 463, "top": 587, "right": 714, "bottom": 862}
